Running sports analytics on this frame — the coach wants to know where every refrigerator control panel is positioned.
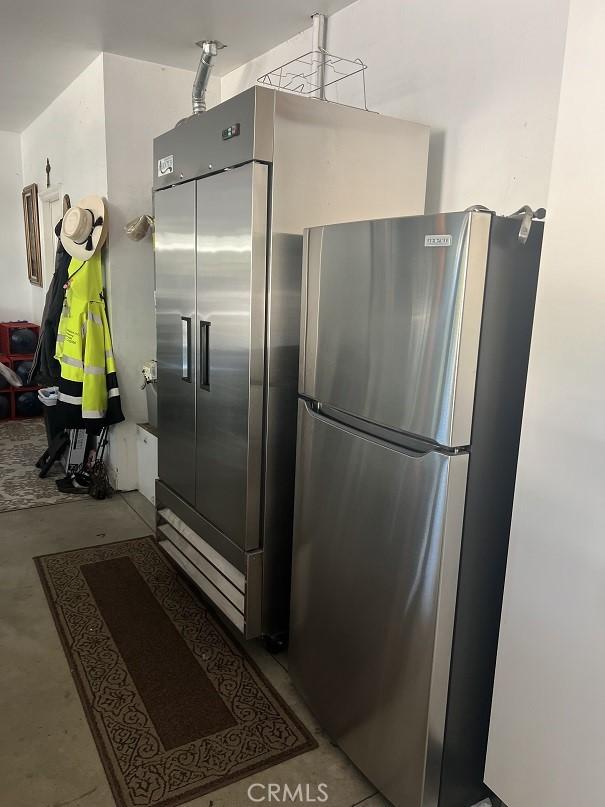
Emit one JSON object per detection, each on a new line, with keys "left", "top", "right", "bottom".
{"left": 222, "top": 123, "right": 241, "bottom": 141}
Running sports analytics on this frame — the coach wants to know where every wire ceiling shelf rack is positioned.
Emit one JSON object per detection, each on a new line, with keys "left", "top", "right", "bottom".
{"left": 258, "top": 48, "right": 368, "bottom": 109}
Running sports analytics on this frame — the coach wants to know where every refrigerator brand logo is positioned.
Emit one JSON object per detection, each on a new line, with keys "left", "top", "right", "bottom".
{"left": 424, "top": 234, "right": 452, "bottom": 247}
{"left": 157, "top": 155, "right": 174, "bottom": 177}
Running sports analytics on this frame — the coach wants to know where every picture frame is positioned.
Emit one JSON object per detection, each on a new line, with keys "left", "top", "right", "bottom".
{"left": 22, "top": 182, "right": 43, "bottom": 287}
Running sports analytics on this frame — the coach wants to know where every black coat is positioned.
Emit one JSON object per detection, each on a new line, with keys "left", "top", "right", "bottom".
{"left": 28, "top": 221, "right": 70, "bottom": 386}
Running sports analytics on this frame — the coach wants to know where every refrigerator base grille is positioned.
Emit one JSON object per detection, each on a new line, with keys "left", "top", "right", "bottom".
{"left": 159, "top": 538, "right": 245, "bottom": 633}
{"left": 156, "top": 506, "right": 262, "bottom": 638}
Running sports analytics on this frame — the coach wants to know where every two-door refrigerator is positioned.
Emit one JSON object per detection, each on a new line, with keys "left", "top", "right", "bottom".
{"left": 152, "top": 85, "right": 429, "bottom": 642}
{"left": 290, "top": 210, "right": 543, "bottom": 806}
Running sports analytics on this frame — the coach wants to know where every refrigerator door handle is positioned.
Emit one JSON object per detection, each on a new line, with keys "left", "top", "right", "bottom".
{"left": 200, "top": 320, "right": 211, "bottom": 390}
{"left": 181, "top": 316, "right": 192, "bottom": 383}
{"left": 302, "top": 400, "right": 437, "bottom": 458}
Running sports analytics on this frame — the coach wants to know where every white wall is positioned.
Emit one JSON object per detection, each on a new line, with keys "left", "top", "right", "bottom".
{"left": 222, "top": 0, "right": 569, "bottom": 214}
{"left": 0, "top": 131, "right": 30, "bottom": 323}
{"left": 485, "top": 1, "right": 605, "bottom": 805}
{"left": 102, "top": 53, "right": 217, "bottom": 490}
{"left": 21, "top": 55, "right": 108, "bottom": 323}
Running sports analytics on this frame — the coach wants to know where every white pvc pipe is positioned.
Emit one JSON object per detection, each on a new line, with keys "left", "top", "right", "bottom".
{"left": 311, "top": 13, "right": 327, "bottom": 99}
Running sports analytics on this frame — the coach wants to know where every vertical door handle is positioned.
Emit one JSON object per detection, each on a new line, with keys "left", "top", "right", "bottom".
{"left": 181, "top": 317, "right": 191, "bottom": 382}
{"left": 200, "top": 321, "right": 210, "bottom": 390}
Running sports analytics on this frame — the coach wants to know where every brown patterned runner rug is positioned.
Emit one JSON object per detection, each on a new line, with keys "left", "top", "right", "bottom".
{"left": 35, "top": 536, "right": 316, "bottom": 807}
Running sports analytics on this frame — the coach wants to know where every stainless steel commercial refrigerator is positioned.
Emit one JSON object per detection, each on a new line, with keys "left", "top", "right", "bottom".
{"left": 290, "top": 211, "right": 543, "bottom": 806}
{"left": 152, "top": 85, "right": 429, "bottom": 641}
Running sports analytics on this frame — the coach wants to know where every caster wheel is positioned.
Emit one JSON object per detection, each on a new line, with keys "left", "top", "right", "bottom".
{"left": 263, "top": 633, "right": 288, "bottom": 654}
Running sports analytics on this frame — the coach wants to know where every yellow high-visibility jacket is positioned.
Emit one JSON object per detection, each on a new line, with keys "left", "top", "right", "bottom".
{"left": 55, "top": 253, "right": 123, "bottom": 426}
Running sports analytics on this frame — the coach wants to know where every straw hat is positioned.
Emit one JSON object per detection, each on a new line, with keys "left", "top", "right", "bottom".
{"left": 61, "top": 195, "right": 108, "bottom": 260}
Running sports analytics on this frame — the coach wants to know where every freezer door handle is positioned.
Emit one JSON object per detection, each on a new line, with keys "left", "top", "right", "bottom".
{"left": 181, "top": 317, "right": 192, "bottom": 383}
{"left": 302, "top": 400, "right": 440, "bottom": 458}
{"left": 200, "top": 320, "right": 211, "bottom": 390}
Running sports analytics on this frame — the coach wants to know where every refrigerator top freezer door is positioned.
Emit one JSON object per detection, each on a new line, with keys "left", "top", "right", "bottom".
{"left": 300, "top": 211, "right": 491, "bottom": 448}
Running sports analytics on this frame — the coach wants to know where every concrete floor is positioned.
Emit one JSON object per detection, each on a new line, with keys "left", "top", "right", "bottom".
{"left": 0, "top": 492, "right": 389, "bottom": 807}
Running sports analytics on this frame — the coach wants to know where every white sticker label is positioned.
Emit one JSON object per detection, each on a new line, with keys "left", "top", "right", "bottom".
{"left": 424, "top": 234, "right": 452, "bottom": 247}
{"left": 157, "top": 155, "right": 174, "bottom": 177}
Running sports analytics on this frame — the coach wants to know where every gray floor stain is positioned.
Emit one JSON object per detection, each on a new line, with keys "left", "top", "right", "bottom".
{"left": 51, "top": 786, "right": 98, "bottom": 807}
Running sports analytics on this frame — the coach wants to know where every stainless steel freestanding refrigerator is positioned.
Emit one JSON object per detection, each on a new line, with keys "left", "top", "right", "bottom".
{"left": 152, "top": 85, "right": 429, "bottom": 642}
{"left": 290, "top": 210, "right": 543, "bottom": 806}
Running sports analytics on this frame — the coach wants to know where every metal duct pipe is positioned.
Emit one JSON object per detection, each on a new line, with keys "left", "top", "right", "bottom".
{"left": 192, "top": 40, "right": 224, "bottom": 114}
{"left": 311, "top": 13, "right": 327, "bottom": 99}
